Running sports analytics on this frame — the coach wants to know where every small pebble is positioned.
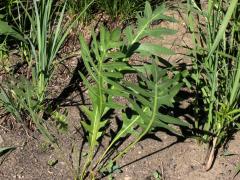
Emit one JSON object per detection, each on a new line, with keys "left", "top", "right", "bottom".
{"left": 124, "top": 176, "right": 131, "bottom": 180}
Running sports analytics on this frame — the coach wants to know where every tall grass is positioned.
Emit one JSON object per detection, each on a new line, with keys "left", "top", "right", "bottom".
{"left": 187, "top": 0, "right": 240, "bottom": 170}
{"left": 0, "top": 0, "right": 94, "bottom": 141}
{"left": 65, "top": 0, "right": 165, "bottom": 24}
{"left": 66, "top": 0, "right": 95, "bottom": 24}
{"left": 97, "top": 0, "right": 146, "bottom": 20}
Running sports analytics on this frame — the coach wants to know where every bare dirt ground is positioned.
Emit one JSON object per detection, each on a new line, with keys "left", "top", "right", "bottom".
{"left": 1, "top": 117, "right": 240, "bottom": 180}
{"left": 1, "top": 5, "right": 240, "bottom": 180}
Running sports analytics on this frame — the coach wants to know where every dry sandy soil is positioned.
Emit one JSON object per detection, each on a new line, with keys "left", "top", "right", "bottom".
{"left": 1, "top": 116, "right": 240, "bottom": 180}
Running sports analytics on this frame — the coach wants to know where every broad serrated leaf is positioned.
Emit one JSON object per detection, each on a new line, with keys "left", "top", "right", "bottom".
{"left": 79, "top": 34, "right": 91, "bottom": 57}
{"left": 157, "top": 79, "right": 177, "bottom": 90}
{"left": 104, "top": 88, "right": 129, "bottom": 99}
{"left": 157, "top": 114, "right": 189, "bottom": 127}
{"left": 169, "top": 84, "right": 182, "bottom": 97}
{"left": 137, "top": 17, "right": 149, "bottom": 34}
{"left": 152, "top": 4, "right": 165, "bottom": 20}
{"left": 153, "top": 120, "right": 180, "bottom": 135}
{"left": 124, "top": 81, "right": 152, "bottom": 98}
{"left": 143, "top": 28, "right": 177, "bottom": 38}
{"left": 111, "top": 28, "right": 121, "bottom": 41}
{"left": 104, "top": 78, "right": 126, "bottom": 92}
{"left": 96, "top": 131, "right": 103, "bottom": 140}
{"left": 133, "top": 64, "right": 152, "bottom": 75}
{"left": 117, "top": 113, "right": 142, "bottom": 138}
{"left": 79, "top": 71, "right": 98, "bottom": 98}
{"left": 137, "top": 43, "right": 175, "bottom": 56}
{"left": 108, "top": 41, "right": 123, "bottom": 49}
{"left": 124, "top": 26, "right": 134, "bottom": 44}
{"left": 81, "top": 120, "right": 92, "bottom": 133}
{"left": 130, "top": 91, "right": 152, "bottom": 107}
{"left": 102, "top": 72, "right": 123, "bottom": 79}
{"left": 144, "top": 1, "right": 152, "bottom": 19}
{"left": 106, "top": 100, "right": 126, "bottom": 109}
{"left": 99, "top": 120, "right": 107, "bottom": 129}
{"left": 81, "top": 106, "right": 94, "bottom": 120}
{"left": 157, "top": 95, "right": 174, "bottom": 107}
{"left": 100, "top": 26, "right": 107, "bottom": 51}
{"left": 152, "top": 5, "right": 176, "bottom": 22}
{"left": 102, "top": 62, "right": 130, "bottom": 71}
{"left": 129, "top": 99, "right": 151, "bottom": 121}
{"left": 106, "top": 52, "right": 126, "bottom": 60}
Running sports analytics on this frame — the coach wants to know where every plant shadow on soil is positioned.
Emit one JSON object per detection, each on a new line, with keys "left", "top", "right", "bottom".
{"left": 4, "top": 37, "right": 237, "bottom": 179}
{"left": 46, "top": 53, "right": 211, "bottom": 178}
{"left": 0, "top": 59, "right": 238, "bottom": 179}
{"left": 1, "top": 9, "right": 240, "bottom": 178}
{"left": 45, "top": 39, "right": 207, "bottom": 167}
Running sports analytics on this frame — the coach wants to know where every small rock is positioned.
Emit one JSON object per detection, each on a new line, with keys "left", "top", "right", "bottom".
{"left": 124, "top": 176, "right": 131, "bottom": 180}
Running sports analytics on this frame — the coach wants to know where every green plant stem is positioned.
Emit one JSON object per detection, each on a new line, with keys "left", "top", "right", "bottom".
{"left": 107, "top": 76, "right": 159, "bottom": 166}
{"left": 131, "top": 9, "right": 162, "bottom": 44}
{"left": 206, "top": 57, "right": 218, "bottom": 132}
{"left": 187, "top": 0, "right": 201, "bottom": 129}
{"left": 95, "top": 108, "right": 148, "bottom": 167}
{"left": 229, "top": 52, "right": 240, "bottom": 106}
{"left": 80, "top": 52, "right": 105, "bottom": 180}
{"left": 207, "top": 0, "right": 239, "bottom": 59}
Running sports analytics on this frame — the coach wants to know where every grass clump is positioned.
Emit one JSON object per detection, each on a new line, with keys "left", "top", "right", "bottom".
{"left": 0, "top": 0, "right": 93, "bottom": 141}
{"left": 187, "top": 0, "right": 240, "bottom": 170}
{"left": 65, "top": 0, "right": 166, "bottom": 24}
